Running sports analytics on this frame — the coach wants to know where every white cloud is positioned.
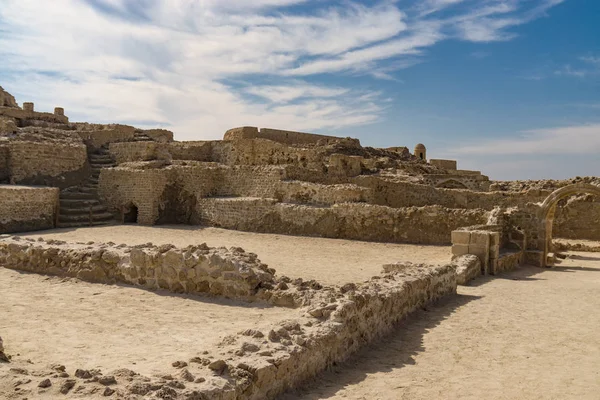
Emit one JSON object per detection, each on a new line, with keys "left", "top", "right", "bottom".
{"left": 447, "top": 123, "right": 600, "bottom": 155}
{"left": 0, "top": 0, "right": 565, "bottom": 139}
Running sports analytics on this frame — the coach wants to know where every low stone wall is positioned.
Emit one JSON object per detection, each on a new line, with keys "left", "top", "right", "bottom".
{"left": 0, "top": 238, "right": 277, "bottom": 302}
{"left": 0, "top": 235, "right": 457, "bottom": 399}
{"left": 0, "top": 185, "right": 59, "bottom": 233}
{"left": 452, "top": 254, "right": 481, "bottom": 285}
{"left": 199, "top": 199, "right": 488, "bottom": 245}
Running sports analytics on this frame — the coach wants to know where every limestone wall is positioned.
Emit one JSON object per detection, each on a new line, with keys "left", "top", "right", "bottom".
{"left": 143, "top": 129, "right": 174, "bottom": 143}
{"left": 224, "top": 126, "right": 344, "bottom": 145}
{"left": 429, "top": 159, "right": 457, "bottom": 170}
{"left": 6, "top": 141, "right": 88, "bottom": 188}
{"left": 98, "top": 167, "right": 170, "bottom": 225}
{"left": 78, "top": 126, "right": 136, "bottom": 149}
{"left": 352, "top": 176, "right": 548, "bottom": 210}
{"left": 98, "top": 163, "right": 287, "bottom": 225}
{"left": 0, "top": 238, "right": 276, "bottom": 302}
{"left": 0, "top": 185, "right": 58, "bottom": 233}
{"left": 109, "top": 142, "right": 164, "bottom": 164}
{"left": 199, "top": 199, "right": 488, "bottom": 245}
{"left": 553, "top": 196, "right": 600, "bottom": 240}
{"left": 0, "top": 107, "right": 69, "bottom": 124}
{"left": 274, "top": 181, "right": 369, "bottom": 205}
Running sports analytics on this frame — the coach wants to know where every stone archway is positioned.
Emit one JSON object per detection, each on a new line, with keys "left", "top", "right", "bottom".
{"left": 538, "top": 183, "right": 600, "bottom": 266}
{"left": 436, "top": 179, "right": 469, "bottom": 190}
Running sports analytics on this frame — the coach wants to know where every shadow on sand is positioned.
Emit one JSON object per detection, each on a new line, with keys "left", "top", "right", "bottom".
{"left": 280, "top": 292, "right": 482, "bottom": 400}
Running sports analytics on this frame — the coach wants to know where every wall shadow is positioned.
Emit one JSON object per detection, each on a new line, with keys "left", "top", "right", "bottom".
{"left": 280, "top": 293, "right": 482, "bottom": 400}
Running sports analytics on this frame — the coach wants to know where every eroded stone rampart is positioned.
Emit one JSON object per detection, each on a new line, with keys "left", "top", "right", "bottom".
{"left": 0, "top": 186, "right": 59, "bottom": 233}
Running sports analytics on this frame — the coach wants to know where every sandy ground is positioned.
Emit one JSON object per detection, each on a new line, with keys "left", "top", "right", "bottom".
{"left": 283, "top": 251, "right": 600, "bottom": 400}
{"left": 0, "top": 268, "right": 299, "bottom": 377}
{"left": 15, "top": 225, "right": 452, "bottom": 285}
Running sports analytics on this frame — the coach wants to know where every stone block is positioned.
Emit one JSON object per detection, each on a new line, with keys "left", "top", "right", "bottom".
{"left": 489, "top": 232, "right": 501, "bottom": 246}
{"left": 489, "top": 244, "right": 500, "bottom": 259}
{"left": 452, "top": 244, "right": 470, "bottom": 257}
{"left": 470, "top": 231, "right": 490, "bottom": 247}
{"left": 489, "top": 258, "right": 498, "bottom": 275}
{"left": 451, "top": 230, "right": 471, "bottom": 245}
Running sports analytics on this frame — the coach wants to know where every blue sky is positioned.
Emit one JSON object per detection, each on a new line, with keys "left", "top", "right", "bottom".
{"left": 0, "top": 0, "right": 598, "bottom": 180}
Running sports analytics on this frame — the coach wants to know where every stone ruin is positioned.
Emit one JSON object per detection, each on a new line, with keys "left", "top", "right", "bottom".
{"left": 0, "top": 85, "right": 599, "bottom": 399}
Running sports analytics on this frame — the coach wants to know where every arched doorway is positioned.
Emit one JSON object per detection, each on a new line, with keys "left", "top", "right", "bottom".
{"left": 123, "top": 203, "right": 139, "bottom": 224}
{"left": 538, "top": 183, "right": 600, "bottom": 266}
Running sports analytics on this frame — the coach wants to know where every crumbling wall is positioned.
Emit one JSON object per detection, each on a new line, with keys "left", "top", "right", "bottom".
{"left": 199, "top": 199, "right": 488, "bottom": 245}
{"left": 0, "top": 185, "right": 58, "bottom": 233}
{"left": 0, "top": 107, "right": 68, "bottom": 124}
{"left": 353, "top": 176, "right": 548, "bottom": 210}
{"left": 109, "top": 142, "right": 164, "bottom": 164}
{"left": 224, "top": 126, "right": 344, "bottom": 145}
{"left": 6, "top": 141, "right": 88, "bottom": 188}
{"left": 0, "top": 86, "right": 20, "bottom": 108}
{"left": 0, "top": 238, "right": 276, "bottom": 302}
{"left": 77, "top": 126, "right": 136, "bottom": 149}
{"left": 553, "top": 195, "right": 600, "bottom": 240}
{"left": 99, "top": 163, "right": 286, "bottom": 225}
{"left": 274, "top": 181, "right": 369, "bottom": 205}
{"left": 143, "top": 129, "right": 173, "bottom": 142}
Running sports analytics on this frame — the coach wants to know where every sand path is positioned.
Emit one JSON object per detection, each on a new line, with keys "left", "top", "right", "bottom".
{"left": 0, "top": 268, "right": 298, "bottom": 377}
{"left": 283, "top": 252, "right": 600, "bottom": 400}
{"left": 15, "top": 225, "right": 451, "bottom": 285}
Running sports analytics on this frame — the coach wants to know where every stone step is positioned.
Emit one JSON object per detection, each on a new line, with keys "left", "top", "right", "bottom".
{"left": 89, "top": 158, "right": 114, "bottom": 165}
{"left": 60, "top": 191, "right": 97, "bottom": 200}
{"left": 60, "top": 199, "right": 101, "bottom": 207}
{"left": 90, "top": 163, "right": 114, "bottom": 169}
{"left": 57, "top": 220, "right": 114, "bottom": 229}
{"left": 60, "top": 205, "right": 108, "bottom": 215}
{"left": 59, "top": 212, "right": 114, "bottom": 223}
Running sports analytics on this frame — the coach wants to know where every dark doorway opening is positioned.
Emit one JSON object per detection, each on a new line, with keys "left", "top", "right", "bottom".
{"left": 124, "top": 204, "right": 138, "bottom": 224}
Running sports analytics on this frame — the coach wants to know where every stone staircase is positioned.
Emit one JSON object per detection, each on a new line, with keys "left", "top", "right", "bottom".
{"left": 57, "top": 145, "right": 117, "bottom": 228}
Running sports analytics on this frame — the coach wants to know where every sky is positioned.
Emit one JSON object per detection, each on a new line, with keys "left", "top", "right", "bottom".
{"left": 0, "top": 0, "right": 598, "bottom": 180}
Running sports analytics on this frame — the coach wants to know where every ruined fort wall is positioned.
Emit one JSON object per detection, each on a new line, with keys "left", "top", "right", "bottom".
{"left": 224, "top": 126, "right": 343, "bottom": 145}
{"left": 553, "top": 197, "right": 600, "bottom": 240}
{"left": 199, "top": 200, "right": 488, "bottom": 245}
{"left": 0, "top": 185, "right": 58, "bottom": 233}
{"left": 109, "top": 142, "right": 163, "bottom": 164}
{"left": 99, "top": 164, "right": 287, "bottom": 224}
{"left": 6, "top": 141, "right": 88, "bottom": 188}
{"left": 98, "top": 167, "right": 171, "bottom": 225}
{"left": 0, "top": 107, "right": 69, "bottom": 124}
{"left": 352, "top": 176, "right": 548, "bottom": 210}
{"left": 274, "top": 181, "right": 369, "bottom": 205}
{"left": 78, "top": 127, "right": 136, "bottom": 149}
